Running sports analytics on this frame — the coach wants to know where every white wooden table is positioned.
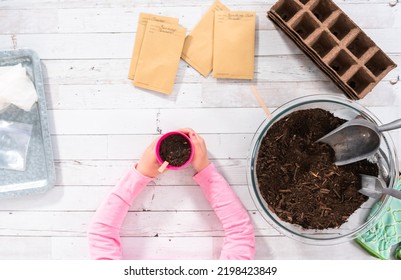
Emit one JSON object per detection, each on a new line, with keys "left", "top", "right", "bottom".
{"left": 0, "top": 0, "right": 400, "bottom": 260}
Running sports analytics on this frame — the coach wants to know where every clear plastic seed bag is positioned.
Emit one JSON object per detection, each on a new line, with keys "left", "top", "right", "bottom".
{"left": 0, "top": 120, "right": 33, "bottom": 171}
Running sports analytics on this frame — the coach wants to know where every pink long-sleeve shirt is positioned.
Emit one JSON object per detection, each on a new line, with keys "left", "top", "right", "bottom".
{"left": 87, "top": 163, "right": 255, "bottom": 260}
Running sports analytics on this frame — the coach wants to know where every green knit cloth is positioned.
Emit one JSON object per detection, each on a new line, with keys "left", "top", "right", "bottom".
{"left": 356, "top": 180, "right": 401, "bottom": 260}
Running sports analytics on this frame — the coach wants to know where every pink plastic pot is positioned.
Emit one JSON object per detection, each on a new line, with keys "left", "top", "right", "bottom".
{"left": 155, "top": 131, "right": 194, "bottom": 170}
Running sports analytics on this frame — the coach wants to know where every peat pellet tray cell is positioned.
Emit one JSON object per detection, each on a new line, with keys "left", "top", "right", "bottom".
{"left": 268, "top": 0, "right": 396, "bottom": 99}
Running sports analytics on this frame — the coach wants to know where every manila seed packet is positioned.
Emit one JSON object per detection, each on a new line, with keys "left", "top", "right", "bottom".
{"left": 181, "top": 0, "right": 229, "bottom": 77}
{"left": 212, "top": 11, "right": 256, "bottom": 80}
{"left": 128, "top": 13, "right": 179, "bottom": 80}
{"left": 133, "top": 21, "right": 186, "bottom": 95}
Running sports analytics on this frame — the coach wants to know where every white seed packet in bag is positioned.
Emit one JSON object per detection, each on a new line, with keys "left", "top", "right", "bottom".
{"left": 0, "top": 64, "right": 38, "bottom": 111}
{"left": 0, "top": 120, "right": 33, "bottom": 171}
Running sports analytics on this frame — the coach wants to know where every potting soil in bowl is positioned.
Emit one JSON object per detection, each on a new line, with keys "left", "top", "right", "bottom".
{"left": 256, "top": 108, "right": 379, "bottom": 230}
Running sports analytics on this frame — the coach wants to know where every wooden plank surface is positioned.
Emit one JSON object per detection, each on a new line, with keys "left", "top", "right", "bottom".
{"left": 1, "top": 0, "right": 400, "bottom": 260}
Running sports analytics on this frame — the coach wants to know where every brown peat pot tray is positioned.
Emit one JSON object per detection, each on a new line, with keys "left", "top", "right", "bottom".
{"left": 268, "top": 0, "right": 397, "bottom": 100}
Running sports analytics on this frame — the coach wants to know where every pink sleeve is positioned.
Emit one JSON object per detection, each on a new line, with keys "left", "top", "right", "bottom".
{"left": 87, "top": 165, "right": 152, "bottom": 260}
{"left": 193, "top": 163, "right": 255, "bottom": 260}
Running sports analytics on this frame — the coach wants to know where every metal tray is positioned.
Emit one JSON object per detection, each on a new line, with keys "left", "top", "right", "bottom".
{"left": 0, "top": 49, "right": 55, "bottom": 199}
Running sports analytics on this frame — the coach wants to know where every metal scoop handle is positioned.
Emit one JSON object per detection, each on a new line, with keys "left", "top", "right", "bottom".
{"left": 382, "top": 188, "right": 401, "bottom": 200}
{"left": 378, "top": 118, "right": 401, "bottom": 132}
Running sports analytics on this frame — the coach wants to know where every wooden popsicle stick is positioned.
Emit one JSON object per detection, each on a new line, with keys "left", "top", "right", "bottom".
{"left": 250, "top": 85, "right": 272, "bottom": 120}
{"left": 158, "top": 161, "right": 169, "bottom": 173}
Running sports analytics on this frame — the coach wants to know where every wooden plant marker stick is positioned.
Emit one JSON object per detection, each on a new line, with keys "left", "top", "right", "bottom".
{"left": 251, "top": 85, "right": 272, "bottom": 120}
{"left": 158, "top": 161, "right": 169, "bottom": 173}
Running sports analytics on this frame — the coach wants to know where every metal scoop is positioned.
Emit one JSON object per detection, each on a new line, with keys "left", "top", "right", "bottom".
{"left": 359, "top": 174, "right": 401, "bottom": 200}
{"left": 317, "top": 118, "right": 401, "bottom": 165}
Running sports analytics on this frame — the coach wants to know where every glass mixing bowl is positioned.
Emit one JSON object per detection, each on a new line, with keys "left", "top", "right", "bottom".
{"left": 248, "top": 94, "right": 399, "bottom": 245}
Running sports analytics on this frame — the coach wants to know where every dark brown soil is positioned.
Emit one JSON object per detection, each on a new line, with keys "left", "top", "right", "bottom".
{"left": 256, "top": 108, "right": 378, "bottom": 230}
{"left": 159, "top": 134, "right": 191, "bottom": 167}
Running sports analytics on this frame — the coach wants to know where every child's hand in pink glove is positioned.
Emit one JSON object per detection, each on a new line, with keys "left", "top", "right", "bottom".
{"left": 136, "top": 136, "right": 163, "bottom": 178}
{"left": 179, "top": 128, "right": 210, "bottom": 173}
